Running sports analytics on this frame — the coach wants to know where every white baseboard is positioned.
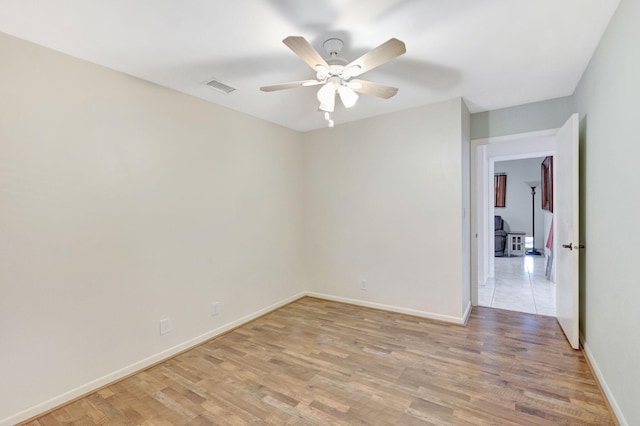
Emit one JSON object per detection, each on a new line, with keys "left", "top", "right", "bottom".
{"left": 580, "top": 334, "right": 627, "bottom": 426}
{"left": 305, "top": 292, "right": 469, "bottom": 325}
{"left": 462, "top": 300, "right": 473, "bottom": 325}
{"left": 1, "top": 292, "right": 306, "bottom": 426}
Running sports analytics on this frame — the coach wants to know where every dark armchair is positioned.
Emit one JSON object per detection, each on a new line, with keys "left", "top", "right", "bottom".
{"left": 495, "top": 215, "right": 508, "bottom": 257}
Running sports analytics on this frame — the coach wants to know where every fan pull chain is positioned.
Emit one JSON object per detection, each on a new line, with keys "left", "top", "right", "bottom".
{"left": 324, "top": 112, "right": 334, "bottom": 128}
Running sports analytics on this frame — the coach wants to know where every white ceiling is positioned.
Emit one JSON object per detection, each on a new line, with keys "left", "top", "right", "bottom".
{"left": 0, "top": 0, "right": 619, "bottom": 132}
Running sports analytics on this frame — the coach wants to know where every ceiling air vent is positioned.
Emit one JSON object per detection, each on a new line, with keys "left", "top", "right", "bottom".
{"left": 205, "top": 79, "right": 236, "bottom": 94}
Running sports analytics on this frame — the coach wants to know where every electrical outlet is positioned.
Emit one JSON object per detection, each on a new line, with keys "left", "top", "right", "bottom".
{"left": 211, "top": 302, "right": 220, "bottom": 316}
{"left": 360, "top": 280, "right": 367, "bottom": 291}
{"left": 159, "top": 318, "right": 171, "bottom": 335}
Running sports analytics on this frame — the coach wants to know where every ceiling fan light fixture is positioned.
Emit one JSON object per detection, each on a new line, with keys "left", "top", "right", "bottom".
{"left": 337, "top": 85, "right": 359, "bottom": 108}
{"left": 315, "top": 65, "right": 330, "bottom": 80}
{"left": 261, "top": 35, "right": 405, "bottom": 121}
{"left": 319, "top": 102, "right": 334, "bottom": 113}
{"left": 317, "top": 82, "right": 337, "bottom": 112}
{"left": 341, "top": 65, "right": 362, "bottom": 79}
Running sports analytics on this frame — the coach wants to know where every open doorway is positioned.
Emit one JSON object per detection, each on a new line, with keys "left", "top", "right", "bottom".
{"left": 478, "top": 157, "right": 555, "bottom": 315}
{"left": 471, "top": 130, "right": 557, "bottom": 316}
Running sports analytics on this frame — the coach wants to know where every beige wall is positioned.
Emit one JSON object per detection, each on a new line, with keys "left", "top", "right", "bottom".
{"left": 303, "top": 99, "right": 470, "bottom": 322}
{"left": 0, "top": 32, "right": 305, "bottom": 423}
{"left": 471, "top": 96, "right": 574, "bottom": 140}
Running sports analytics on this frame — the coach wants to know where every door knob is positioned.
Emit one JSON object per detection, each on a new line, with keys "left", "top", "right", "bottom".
{"left": 562, "top": 243, "right": 585, "bottom": 250}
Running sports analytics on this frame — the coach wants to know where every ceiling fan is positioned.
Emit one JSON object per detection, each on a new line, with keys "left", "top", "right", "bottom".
{"left": 260, "top": 36, "right": 406, "bottom": 125}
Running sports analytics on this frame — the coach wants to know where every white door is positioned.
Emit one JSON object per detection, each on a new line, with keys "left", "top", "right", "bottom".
{"left": 555, "top": 113, "right": 580, "bottom": 349}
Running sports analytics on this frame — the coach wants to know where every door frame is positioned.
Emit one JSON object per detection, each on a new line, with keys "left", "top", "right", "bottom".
{"left": 470, "top": 129, "right": 557, "bottom": 305}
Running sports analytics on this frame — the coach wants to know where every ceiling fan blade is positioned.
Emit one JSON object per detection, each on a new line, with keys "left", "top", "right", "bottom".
{"left": 260, "top": 80, "right": 322, "bottom": 92}
{"left": 348, "top": 79, "right": 399, "bottom": 99}
{"left": 345, "top": 38, "right": 406, "bottom": 77}
{"left": 283, "top": 36, "right": 329, "bottom": 71}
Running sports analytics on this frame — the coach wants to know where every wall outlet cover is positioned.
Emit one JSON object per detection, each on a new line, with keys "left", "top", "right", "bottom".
{"left": 159, "top": 318, "right": 171, "bottom": 335}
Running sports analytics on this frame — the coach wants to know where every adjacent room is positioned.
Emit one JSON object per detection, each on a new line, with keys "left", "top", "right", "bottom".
{"left": 1, "top": 1, "right": 639, "bottom": 425}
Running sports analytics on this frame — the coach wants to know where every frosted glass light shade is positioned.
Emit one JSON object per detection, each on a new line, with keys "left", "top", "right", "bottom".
{"left": 337, "top": 86, "right": 358, "bottom": 108}
{"left": 317, "top": 82, "right": 336, "bottom": 112}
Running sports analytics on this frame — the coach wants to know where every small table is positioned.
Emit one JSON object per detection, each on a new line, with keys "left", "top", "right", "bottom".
{"left": 506, "top": 232, "right": 526, "bottom": 256}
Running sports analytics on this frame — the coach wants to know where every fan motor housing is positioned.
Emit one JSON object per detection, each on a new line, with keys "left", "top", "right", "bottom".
{"left": 323, "top": 38, "right": 344, "bottom": 56}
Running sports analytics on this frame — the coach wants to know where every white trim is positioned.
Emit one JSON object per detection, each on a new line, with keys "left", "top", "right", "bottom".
{"left": 472, "top": 128, "right": 558, "bottom": 145}
{"left": 580, "top": 334, "right": 627, "bottom": 426}
{"left": 471, "top": 129, "right": 558, "bottom": 309}
{"left": 1, "top": 292, "right": 306, "bottom": 426}
{"left": 306, "top": 292, "right": 469, "bottom": 325}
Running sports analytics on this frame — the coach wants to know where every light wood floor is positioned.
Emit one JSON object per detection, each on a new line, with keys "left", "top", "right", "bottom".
{"left": 24, "top": 297, "right": 615, "bottom": 425}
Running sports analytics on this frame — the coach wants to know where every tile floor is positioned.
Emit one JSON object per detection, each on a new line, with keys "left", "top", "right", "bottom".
{"left": 478, "top": 255, "right": 556, "bottom": 316}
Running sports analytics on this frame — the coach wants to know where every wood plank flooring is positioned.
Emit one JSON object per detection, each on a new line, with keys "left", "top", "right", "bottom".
{"left": 23, "top": 297, "right": 615, "bottom": 425}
